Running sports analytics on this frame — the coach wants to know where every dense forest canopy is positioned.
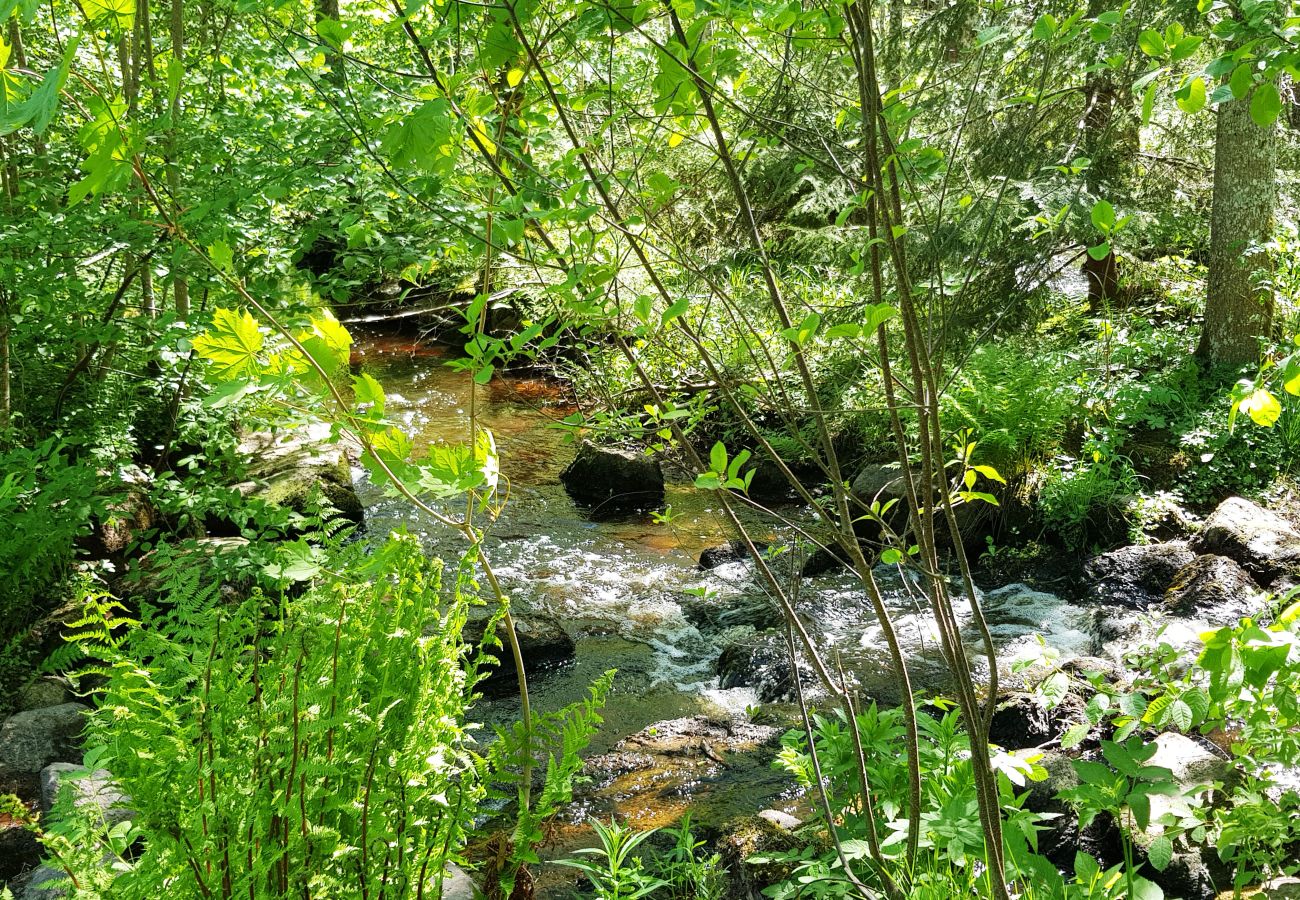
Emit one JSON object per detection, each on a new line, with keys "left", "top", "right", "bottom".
{"left": 1, "top": 0, "right": 1300, "bottom": 898}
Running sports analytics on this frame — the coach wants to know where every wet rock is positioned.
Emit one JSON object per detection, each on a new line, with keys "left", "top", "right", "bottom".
{"left": 0, "top": 817, "right": 41, "bottom": 883}
{"left": 40, "top": 764, "right": 133, "bottom": 828}
{"left": 716, "top": 633, "right": 809, "bottom": 703}
{"left": 1126, "top": 734, "right": 1234, "bottom": 900}
{"left": 1193, "top": 496, "right": 1300, "bottom": 583}
{"left": 850, "top": 463, "right": 916, "bottom": 523}
{"left": 715, "top": 814, "right": 811, "bottom": 900}
{"left": 988, "top": 690, "right": 1087, "bottom": 750}
{"left": 1164, "top": 554, "right": 1264, "bottom": 624}
{"left": 1083, "top": 542, "right": 1195, "bottom": 609}
{"left": 237, "top": 427, "right": 363, "bottom": 529}
{"left": 0, "top": 704, "right": 90, "bottom": 779}
{"left": 800, "top": 542, "right": 854, "bottom": 578}
{"left": 698, "top": 540, "right": 770, "bottom": 570}
{"left": 461, "top": 614, "right": 575, "bottom": 698}
{"left": 1022, "top": 750, "right": 1089, "bottom": 866}
{"left": 559, "top": 442, "right": 665, "bottom": 514}
{"left": 16, "top": 678, "right": 73, "bottom": 712}
{"left": 681, "top": 592, "right": 781, "bottom": 633}
{"left": 442, "top": 863, "right": 476, "bottom": 900}
{"left": 609, "top": 716, "right": 781, "bottom": 759}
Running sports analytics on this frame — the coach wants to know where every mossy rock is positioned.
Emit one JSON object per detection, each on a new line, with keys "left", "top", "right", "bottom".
{"left": 257, "top": 456, "right": 364, "bottom": 526}
{"left": 238, "top": 428, "right": 364, "bottom": 529}
{"left": 715, "top": 814, "right": 815, "bottom": 900}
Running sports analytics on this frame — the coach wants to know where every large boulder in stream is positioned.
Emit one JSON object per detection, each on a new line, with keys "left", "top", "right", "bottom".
{"left": 716, "top": 632, "right": 813, "bottom": 703}
{"left": 460, "top": 613, "right": 576, "bottom": 698}
{"left": 1164, "top": 554, "right": 1265, "bottom": 624}
{"left": 1083, "top": 542, "right": 1195, "bottom": 609}
{"left": 559, "top": 442, "right": 664, "bottom": 515}
{"left": 1193, "top": 496, "right": 1300, "bottom": 584}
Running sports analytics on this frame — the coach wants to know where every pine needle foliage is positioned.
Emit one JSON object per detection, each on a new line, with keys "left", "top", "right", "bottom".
{"left": 65, "top": 532, "right": 485, "bottom": 900}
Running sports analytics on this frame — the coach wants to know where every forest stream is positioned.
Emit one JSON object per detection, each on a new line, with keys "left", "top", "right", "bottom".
{"left": 347, "top": 330, "right": 1104, "bottom": 879}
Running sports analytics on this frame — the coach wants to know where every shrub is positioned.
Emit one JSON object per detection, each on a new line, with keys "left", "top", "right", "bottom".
{"left": 0, "top": 439, "right": 98, "bottom": 641}
{"left": 49, "top": 534, "right": 485, "bottom": 899}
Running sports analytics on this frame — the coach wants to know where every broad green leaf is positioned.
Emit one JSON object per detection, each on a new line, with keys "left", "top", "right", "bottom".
{"left": 352, "top": 372, "right": 385, "bottom": 413}
{"left": 193, "top": 308, "right": 264, "bottom": 379}
{"left": 1229, "top": 63, "right": 1254, "bottom": 100}
{"left": 1142, "top": 80, "right": 1157, "bottom": 126}
{"left": 1090, "top": 200, "right": 1115, "bottom": 231}
{"left": 825, "top": 323, "right": 862, "bottom": 340}
{"left": 1130, "top": 875, "right": 1164, "bottom": 900}
{"left": 506, "top": 67, "right": 525, "bottom": 88}
{"left": 780, "top": 313, "right": 821, "bottom": 347}
{"left": 1176, "top": 76, "right": 1206, "bottom": 114}
{"left": 1087, "top": 242, "right": 1112, "bottom": 261}
{"left": 209, "top": 239, "right": 234, "bottom": 274}
{"left": 1061, "top": 721, "right": 1091, "bottom": 749}
{"left": 1146, "top": 835, "right": 1174, "bottom": 872}
{"left": 709, "top": 441, "right": 727, "bottom": 474}
{"left": 83, "top": 0, "right": 133, "bottom": 26}
{"left": 863, "top": 303, "right": 898, "bottom": 333}
{"left": 1138, "top": 29, "right": 1165, "bottom": 58}
{"left": 1239, "top": 388, "right": 1281, "bottom": 427}
{"left": 661, "top": 297, "right": 689, "bottom": 326}
{"left": 1169, "top": 36, "right": 1203, "bottom": 63}
{"left": 298, "top": 311, "right": 352, "bottom": 376}
{"left": 1249, "top": 82, "right": 1282, "bottom": 127}
{"left": 880, "top": 548, "right": 903, "bottom": 564}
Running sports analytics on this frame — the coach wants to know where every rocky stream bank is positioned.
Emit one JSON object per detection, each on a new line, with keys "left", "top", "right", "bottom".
{"left": 5, "top": 333, "right": 1300, "bottom": 899}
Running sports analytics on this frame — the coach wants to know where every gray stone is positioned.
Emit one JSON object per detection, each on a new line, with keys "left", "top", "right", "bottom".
{"left": 0, "top": 819, "right": 42, "bottom": 883}
{"left": 716, "top": 632, "right": 807, "bottom": 703}
{"left": 757, "top": 809, "right": 801, "bottom": 831}
{"left": 39, "top": 764, "right": 133, "bottom": 828}
{"left": 988, "top": 690, "right": 1087, "bottom": 750}
{"left": 0, "top": 704, "right": 90, "bottom": 778}
{"left": 238, "top": 426, "right": 363, "bottom": 528}
{"left": 1083, "top": 542, "right": 1196, "bottom": 609}
{"left": 1194, "top": 496, "right": 1300, "bottom": 583}
{"left": 442, "top": 863, "right": 476, "bottom": 900}
{"left": 1148, "top": 732, "right": 1233, "bottom": 789}
{"left": 22, "top": 865, "right": 68, "bottom": 900}
{"left": 16, "top": 678, "right": 73, "bottom": 712}
{"left": 559, "top": 442, "right": 665, "bottom": 514}
{"left": 1164, "top": 554, "right": 1264, "bottom": 624}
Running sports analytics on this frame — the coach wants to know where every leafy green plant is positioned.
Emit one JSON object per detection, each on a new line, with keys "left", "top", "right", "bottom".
{"left": 1058, "top": 736, "right": 1208, "bottom": 899}
{"left": 1037, "top": 443, "right": 1139, "bottom": 550}
{"left": 554, "top": 819, "right": 669, "bottom": 900}
{"left": 767, "top": 701, "right": 1051, "bottom": 896}
{"left": 659, "top": 814, "right": 726, "bottom": 900}
{"left": 53, "top": 534, "right": 487, "bottom": 899}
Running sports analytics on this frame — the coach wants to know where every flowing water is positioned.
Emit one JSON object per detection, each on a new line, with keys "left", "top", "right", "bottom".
{"left": 348, "top": 330, "right": 1102, "bottom": 857}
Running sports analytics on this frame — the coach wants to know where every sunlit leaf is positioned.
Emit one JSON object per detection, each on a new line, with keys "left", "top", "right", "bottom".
{"left": 193, "top": 308, "right": 264, "bottom": 380}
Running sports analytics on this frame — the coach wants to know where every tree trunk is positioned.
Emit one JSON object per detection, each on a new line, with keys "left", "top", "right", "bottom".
{"left": 317, "top": 0, "right": 344, "bottom": 87}
{"left": 169, "top": 0, "right": 190, "bottom": 320}
{"left": 1197, "top": 85, "right": 1278, "bottom": 367}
